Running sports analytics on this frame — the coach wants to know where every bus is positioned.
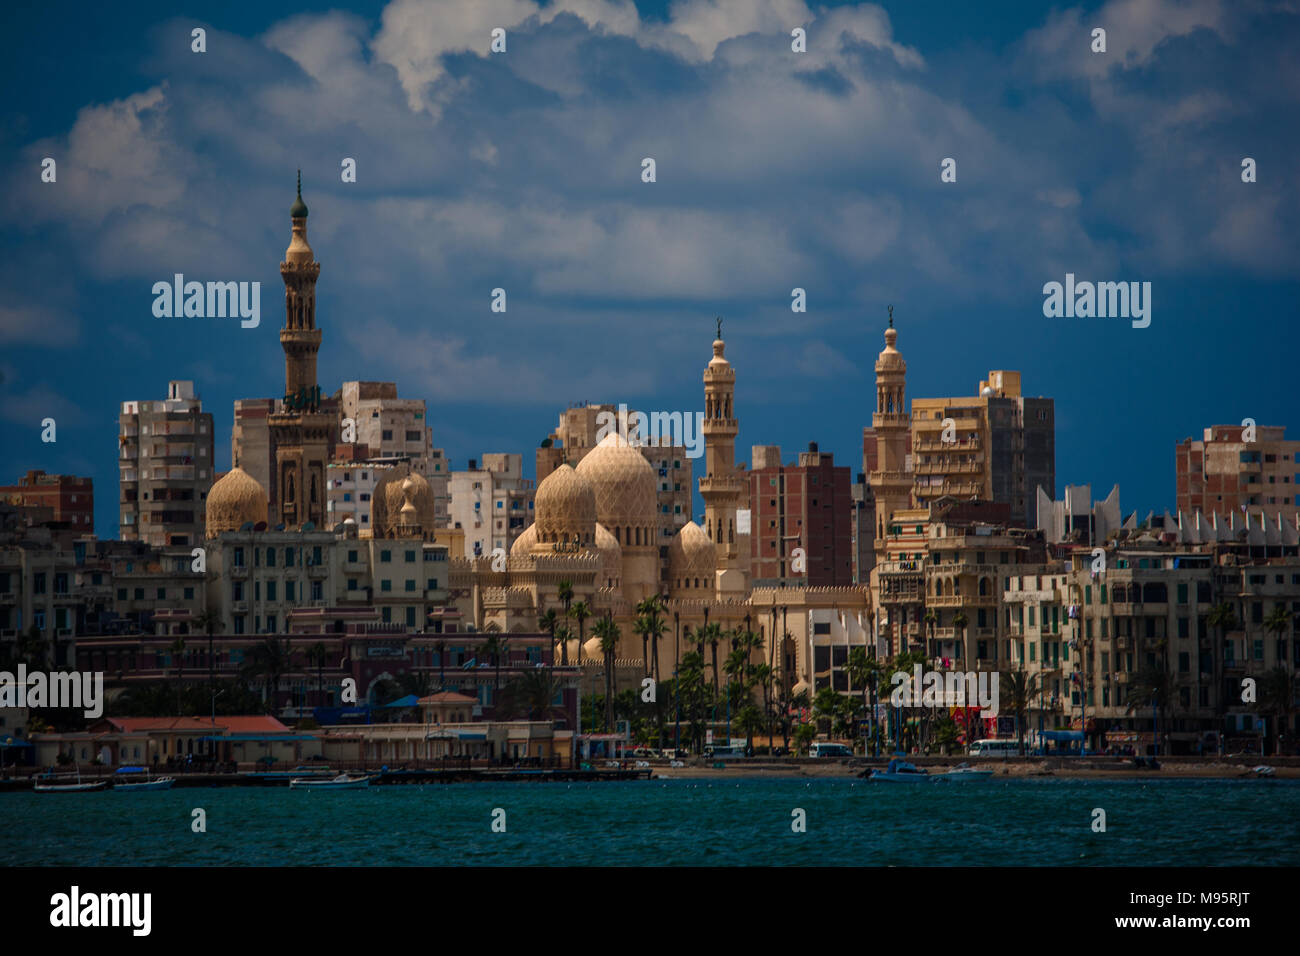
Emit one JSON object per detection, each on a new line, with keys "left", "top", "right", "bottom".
{"left": 968, "top": 738, "right": 1021, "bottom": 757}
{"left": 703, "top": 743, "right": 749, "bottom": 760}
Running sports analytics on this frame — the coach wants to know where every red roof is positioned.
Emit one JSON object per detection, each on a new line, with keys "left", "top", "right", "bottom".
{"left": 95, "top": 716, "right": 291, "bottom": 734}
{"left": 417, "top": 692, "right": 478, "bottom": 705}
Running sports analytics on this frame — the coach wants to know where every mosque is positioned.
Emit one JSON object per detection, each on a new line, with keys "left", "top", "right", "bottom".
{"left": 201, "top": 178, "right": 829, "bottom": 692}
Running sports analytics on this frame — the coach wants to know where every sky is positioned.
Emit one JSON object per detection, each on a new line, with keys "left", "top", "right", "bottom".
{"left": 1, "top": 0, "right": 1297, "bottom": 538}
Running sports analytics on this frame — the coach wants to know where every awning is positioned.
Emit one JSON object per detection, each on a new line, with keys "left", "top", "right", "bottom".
{"left": 0, "top": 737, "right": 33, "bottom": 748}
{"left": 375, "top": 695, "right": 419, "bottom": 709}
{"left": 1041, "top": 730, "right": 1084, "bottom": 741}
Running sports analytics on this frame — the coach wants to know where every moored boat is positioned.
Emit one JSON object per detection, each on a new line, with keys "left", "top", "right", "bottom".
{"left": 289, "top": 772, "right": 371, "bottom": 790}
{"left": 868, "top": 758, "right": 931, "bottom": 782}
{"left": 33, "top": 767, "right": 108, "bottom": 793}
{"left": 113, "top": 766, "right": 175, "bottom": 791}
{"left": 933, "top": 762, "right": 993, "bottom": 781}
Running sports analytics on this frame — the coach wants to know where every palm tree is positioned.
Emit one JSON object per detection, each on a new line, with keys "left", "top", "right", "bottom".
{"left": 1258, "top": 665, "right": 1297, "bottom": 756}
{"left": 242, "top": 636, "right": 294, "bottom": 714}
{"left": 593, "top": 616, "right": 621, "bottom": 732}
{"left": 1000, "top": 668, "right": 1038, "bottom": 755}
{"left": 1207, "top": 601, "right": 1239, "bottom": 732}
{"left": 633, "top": 615, "right": 651, "bottom": 676}
{"left": 923, "top": 608, "right": 937, "bottom": 657}
{"left": 556, "top": 581, "right": 574, "bottom": 665}
{"left": 569, "top": 600, "right": 591, "bottom": 660}
{"left": 192, "top": 607, "right": 223, "bottom": 717}
{"left": 703, "top": 623, "right": 723, "bottom": 696}
{"left": 502, "top": 668, "right": 565, "bottom": 723}
{"left": 170, "top": 636, "right": 187, "bottom": 715}
{"left": 482, "top": 632, "right": 505, "bottom": 693}
{"left": 846, "top": 646, "right": 879, "bottom": 754}
{"left": 306, "top": 641, "right": 328, "bottom": 710}
{"left": 435, "top": 639, "right": 447, "bottom": 690}
{"left": 952, "top": 610, "right": 969, "bottom": 664}
{"left": 1127, "top": 666, "right": 1171, "bottom": 752}
{"left": 538, "top": 608, "right": 560, "bottom": 664}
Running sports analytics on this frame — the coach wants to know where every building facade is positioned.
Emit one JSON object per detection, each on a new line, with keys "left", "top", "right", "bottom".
{"left": 1176, "top": 424, "right": 1300, "bottom": 522}
{"left": 748, "top": 443, "right": 854, "bottom": 588}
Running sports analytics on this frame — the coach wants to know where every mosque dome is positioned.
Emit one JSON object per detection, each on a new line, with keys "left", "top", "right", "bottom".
{"left": 669, "top": 521, "right": 715, "bottom": 590}
{"left": 372, "top": 464, "right": 435, "bottom": 538}
{"left": 575, "top": 432, "right": 657, "bottom": 544}
{"left": 534, "top": 464, "right": 597, "bottom": 548}
{"left": 583, "top": 636, "right": 604, "bottom": 661}
{"left": 205, "top": 467, "right": 268, "bottom": 537}
{"left": 594, "top": 522, "right": 622, "bottom": 588}
{"left": 876, "top": 324, "right": 906, "bottom": 372}
{"left": 510, "top": 522, "right": 538, "bottom": 557}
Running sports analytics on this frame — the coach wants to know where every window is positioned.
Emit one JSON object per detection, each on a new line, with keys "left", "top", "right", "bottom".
{"left": 286, "top": 581, "right": 296, "bottom": 601}
{"left": 380, "top": 550, "right": 392, "bottom": 563}
{"left": 381, "top": 580, "right": 392, "bottom": 592}
{"left": 33, "top": 573, "right": 46, "bottom": 594}
{"left": 427, "top": 578, "right": 438, "bottom": 590}
{"left": 267, "top": 581, "right": 277, "bottom": 601}
{"left": 266, "top": 548, "right": 276, "bottom": 568}
{"left": 234, "top": 547, "right": 245, "bottom": 567}
{"left": 311, "top": 581, "right": 322, "bottom": 601}
{"left": 405, "top": 580, "right": 416, "bottom": 592}
{"left": 382, "top": 430, "right": 393, "bottom": 441}
{"left": 184, "top": 587, "right": 194, "bottom": 600}
{"left": 405, "top": 550, "right": 416, "bottom": 562}
{"left": 348, "top": 550, "right": 358, "bottom": 563}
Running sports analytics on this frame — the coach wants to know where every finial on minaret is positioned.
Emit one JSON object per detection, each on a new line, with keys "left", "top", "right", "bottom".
{"left": 888, "top": 304, "right": 894, "bottom": 328}
{"left": 716, "top": 316, "right": 722, "bottom": 340}
{"left": 290, "top": 169, "right": 308, "bottom": 219}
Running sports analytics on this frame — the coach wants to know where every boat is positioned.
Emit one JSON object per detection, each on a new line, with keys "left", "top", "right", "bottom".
{"left": 1250, "top": 765, "right": 1276, "bottom": 778}
{"left": 243, "top": 765, "right": 334, "bottom": 784}
{"left": 113, "top": 766, "right": 175, "bottom": 792}
{"left": 288, "top": 772, "right": 371, "bottom": 790}
{"left": 867, "top": 758, "right": 931, "bottom": 782}
{"left": 933, "top": 762, "right": 993, "bottom": 781}
{"left": 33, "top": 767, "right": 108, "bottom": 793}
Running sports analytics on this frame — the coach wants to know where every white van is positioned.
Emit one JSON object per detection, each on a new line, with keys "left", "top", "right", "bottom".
{"left": 809, "top": 742, "right": 854, "bottom": 758}
{"left": 968, "top": 738, "right": 1020, "bottom": 757}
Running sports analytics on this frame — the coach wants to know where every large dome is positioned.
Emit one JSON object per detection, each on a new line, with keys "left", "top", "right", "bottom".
{"left": 533, "top": 464, "right": 596, "bottom": 548}
{"left": 372, "top": 464, "right": 435, "bottom": 539}
{"left": 669, "top": 521, "right": 715, "bottom": 590}
{"left": 575, "top": 432, "right": 658, "bottom": 545}
{"left": 206, "top": 467, "right": 268, "bottom": 537}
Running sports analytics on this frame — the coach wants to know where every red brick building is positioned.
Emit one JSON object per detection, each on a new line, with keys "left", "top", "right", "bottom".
{"left": 0, "top": 470, "right": 94, "bottom": 531}
{"left": 748, "top": 443, "right": 854, "bottom": 587}
{"left": 1176, "top": 424, "right": 1300, "bottom": 520}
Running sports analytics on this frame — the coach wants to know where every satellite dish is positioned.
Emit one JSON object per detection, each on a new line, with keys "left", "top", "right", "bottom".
{"left": 301, "top": 521, "right": 316, "bottom": 532}
{"left": 254, "top": 521, "right": 268, "bottom": 532}
{"left": 239, "top": 521, "right": 254, "bottom": 532}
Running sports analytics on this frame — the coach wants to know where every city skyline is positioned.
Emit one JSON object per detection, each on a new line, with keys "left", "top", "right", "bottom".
{"left": 2, "top": 0, "right": 1297, "bottom": 537}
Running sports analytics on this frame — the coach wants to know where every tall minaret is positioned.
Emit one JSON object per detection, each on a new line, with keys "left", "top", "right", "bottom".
{"left": 269, "top": 172, "right": 331, "bottom": 528}
{"left": 700, "top": 318, "right": 747, "bottom": 595}
{"left": 869, "top": 306, "right": 912, "bottom": 544}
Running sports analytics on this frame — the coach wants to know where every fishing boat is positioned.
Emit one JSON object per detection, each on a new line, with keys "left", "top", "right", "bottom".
{"left": 288, "top": 772, "right": 371, "bottom": 790}
{"left": 112, "top": 766, "right": 175, "bottom": 792}
{"left": 867, "top": 758, "right": 931, "bottom": 782}
{"left": 33, "top": 767, "right": 108, "bottom": 793}
{"left": 933, "top": 762, "right": 993, "bottom": 781}
{"left": 1249, "top": 765, "right": 1276, "bottom": 778}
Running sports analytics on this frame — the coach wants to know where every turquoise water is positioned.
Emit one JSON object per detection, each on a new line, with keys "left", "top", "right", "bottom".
{"left": 3, "top": 778, "right": 1297, "bottom": 866}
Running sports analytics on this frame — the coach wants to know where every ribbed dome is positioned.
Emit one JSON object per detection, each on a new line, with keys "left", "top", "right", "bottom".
{"left": 510, "top": 522, "right": 537, "bottom": 557}
{"left": 575, "top": 433, "right": 657, "bottom": 537}
{"left": 583, "top": 636, "right": 604, "bottom": 661}
{"left": 594, "top": 522, "right": 622, "bottom": 587}
{"left": 669, "top": 521, "right": 715, "bottom": 588}
{"left": 534, "top": 464, "right": 596, "bottom": 547}
{"left": 372, "top": 464, "right": 435, "bottom": 539}
{"left": 205, "top": 467, "right": 268, "bottom": 537}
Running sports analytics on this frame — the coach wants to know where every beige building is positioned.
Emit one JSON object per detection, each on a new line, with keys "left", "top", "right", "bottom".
{"left": 326, "top": 460, "right": 395, "bottom": 531}
{"left": 448, "top": 454, "right": 535, "bottom": 559}
{"left": 339, "top": 381, "right": 449, "bottom": 525}
{"left": 1177, "top": 424, "right": 1300, "bottom": 522}
{"left": 119, "top": 380, "right": 214, "bottom": 547}
{"left": 910, "top": 370, "right": 1055, "bottom": 528}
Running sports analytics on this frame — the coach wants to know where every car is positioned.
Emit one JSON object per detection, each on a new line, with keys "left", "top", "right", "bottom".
{"left": 809, "top": 742, "right": 854, "bottom": 758}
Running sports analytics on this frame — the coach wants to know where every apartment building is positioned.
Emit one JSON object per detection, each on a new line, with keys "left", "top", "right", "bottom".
{"left": 748, "top": 443, "right": 854, "bottom": 587}
{"left": 1176, "top": 424, "right": 1300, "bottom": 521}
{"left": 0, "top": 471, "right": 94, "bottom": 533}
{"left": 119, "top": 381, "right": 215, "bottom": 546}
{"left": 448, "top": 454, "right": 535, "bottom": 558}
{"left": 910, "top": 370, "right": 1055, "bottom": 528}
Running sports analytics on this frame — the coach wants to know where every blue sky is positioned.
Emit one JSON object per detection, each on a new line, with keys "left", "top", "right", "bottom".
{"left": 2, "top": 0, "right": 1297, "bottom": 538}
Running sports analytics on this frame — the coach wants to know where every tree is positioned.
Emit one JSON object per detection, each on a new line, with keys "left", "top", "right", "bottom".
{"left": 193, "top": 607, "right": 223, "bottom": 716}
{"left": 1000, "top": 668, "right": 1038, "bottom": 755}
{"left": 305, "top": 641, "right": 328, "bottom": 710}
{"left": 556, "top": 581, "right": 574, "bottom": 665}
{"left": 1258, "top": 665, "right": 1297, "bottom": 756}
{"left": 242, "top": 636, "right": 294, "bottom": 714}
{"left": 1127, "top": 666, "right": 1172, "bottom": 750}
{"left": 846, "top": 647, "right": 887, "bottom": 755}
{"left": 793, "top": 721, "right": 817, "bottom": 755}
{"left": 538, "top": 608, "right": 560, "bottom": 664}
{"left": 593, "top": 616, "right": 621, "bottom": 732}
{"left": 501, "top": 668, "right": 565, "bottom": 723}
{"left": 435, "top": 639, "right": 447, "bottom": 690}
{"left": 952, "top": 610, "right": 969, "bottom": 664}
{"left": 1207, "top": 602, "right": 1239, "bottom": 728}
{"left": 169, "top": 636, "right": 188, "bottom": 715}
{"left": 569, "top": 600, "right": 591, "bottom": 661}
{"left": 482, "top": 632, "right": 506, "bottom": 693}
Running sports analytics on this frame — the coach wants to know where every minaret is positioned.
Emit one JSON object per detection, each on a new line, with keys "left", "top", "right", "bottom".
{"left": 268, "top": 172, "right": 331, "bottom": 528}
{"left": 870, "top": 306, "right": 912, "bottom": 543}
{"left": 700, "top": 318, "right": 747, "bottom": 595}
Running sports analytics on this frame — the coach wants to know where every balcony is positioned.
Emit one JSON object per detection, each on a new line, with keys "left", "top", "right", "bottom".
{"left": 307, "top": 564, "right": 328, "bottom": 579}
{"left": 230, "top": 565, "right": 249, "bottom": 579}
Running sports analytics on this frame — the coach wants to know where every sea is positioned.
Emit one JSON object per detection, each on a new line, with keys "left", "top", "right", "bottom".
{"left": 3, "top": 778, "right": 1297, "bottom": 866}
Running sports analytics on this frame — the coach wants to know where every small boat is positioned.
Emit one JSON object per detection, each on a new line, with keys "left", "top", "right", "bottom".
{"left": 933, "top": 762, "right": 993, "bottom": 781}
{"left": 1250, "top": 765, "right": 1276, "bottom": 778}
{"left": 113, "top": 766, "right": 175, "bottom": 792}
{"left": 33, "top": 767, "right": 108, "bottom": 793}
{"left": 289, "top": 772, "right": 371, "bottom": 790}
{"left": 868, "top": 758, "right": 931, "bottom": 782}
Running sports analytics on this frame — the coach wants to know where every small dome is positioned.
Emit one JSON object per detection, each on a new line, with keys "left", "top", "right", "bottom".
{"left": 206, "top": 467, "right": 268, "bottom": 537}
{"left": 372, "top": 464, "right": 435, "bottom": 538}
{"left": 583, "top": 636, "right": 604, "bottom": 661}
{"left": 511, "top": 522, "right": 537, "bottom": 557}
{"left": 534, "top": 464, "right": 596, "bottom": 547}
{"left": 669, "top": 521, "right": 715, "bottom": 588}
{"left": 575, "top": 433, "right": 657, "bottom": 538}
{"left": 594, "top": 522, "right": 622, "bottom": 586}
{"left": 876, "top": 325, "right": 906, "bottom": 371}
